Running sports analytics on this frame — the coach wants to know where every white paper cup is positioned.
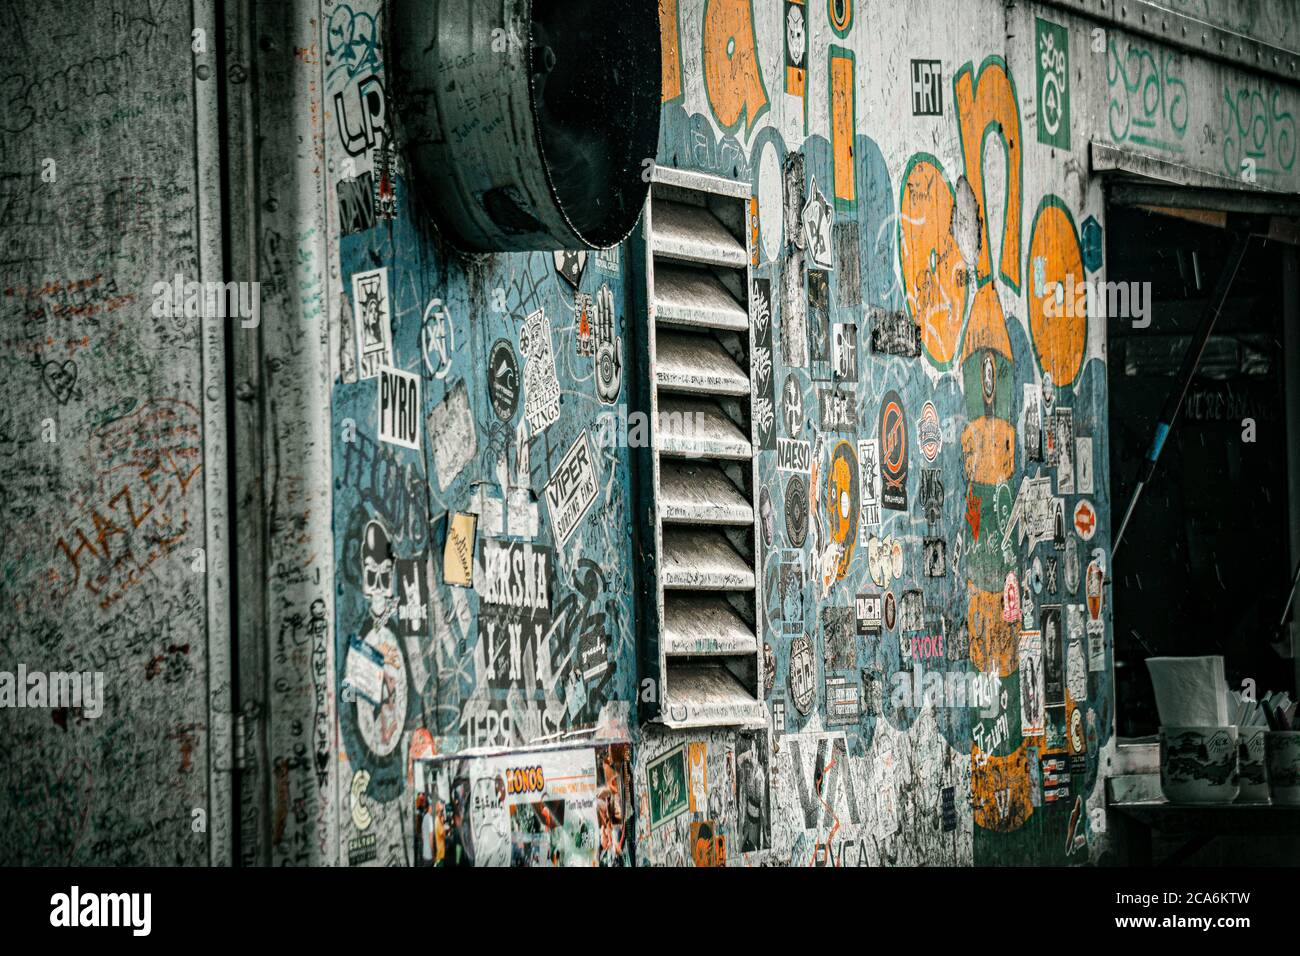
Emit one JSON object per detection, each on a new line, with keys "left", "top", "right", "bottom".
{"left": 1264, "top": 731, "right": 1300, "bottom": 806}
{"left": 1236, "top": 726, "right": 1269, "bottom": 803}
{"left": 1159, "top": 725, "right": 1239, "bottom": 804}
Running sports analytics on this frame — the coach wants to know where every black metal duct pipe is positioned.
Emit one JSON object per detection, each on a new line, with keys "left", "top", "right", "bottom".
{"left": 390, "top": 0, "right": 662, "bottom": 252}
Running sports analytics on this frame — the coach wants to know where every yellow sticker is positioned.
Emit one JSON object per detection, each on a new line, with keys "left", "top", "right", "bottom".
{"left": 443, "top": 512, "right": 477, "bottom": 587}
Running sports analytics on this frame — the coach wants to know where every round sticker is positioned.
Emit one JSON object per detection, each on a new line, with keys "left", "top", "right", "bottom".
{"left": 981, "top": 353, "right": 997, "bottom": 407}
{"left": 1073, "top": 499, "right": 1097, "bottom": 541}
{"left": 883, "top": 590, "right": 896, "bottom": 631}
{"left": 785, "top": 475, "right": 809, "bottom": 548}
{"left": 918, "top": 401, "right": 942, "bottom": 462}
{"left": 788, "top": 635, "right": 815, "bottom": 715}
{"left": 826, "top": 441, "right": 859, "bottom": 580}
{"left": 488, "top": 338, "right": 519, "bottom": 423}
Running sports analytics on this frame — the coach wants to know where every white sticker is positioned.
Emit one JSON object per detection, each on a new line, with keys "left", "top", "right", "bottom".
{"left": 1075, "top": 436, "right": 1094, "bottom": 494}
{"left": 544, "top": 432, "right": 600, "bottom": 546}
{"left": 377, "top": 365, "right": 421, "bottom": 450}
{"left": 425, "top": 380, "right": 477, "bottom": 490}
{"left": 352, "top": 267, "right": 392, "bottom": 380}
{"left": 520, "top": 308, "right": 561, "bottom": 436}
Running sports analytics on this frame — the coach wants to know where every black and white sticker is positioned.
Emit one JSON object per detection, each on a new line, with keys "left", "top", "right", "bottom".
{"left": 377, "top": 365, "right": 421, "bottom": 450}
{"left": 543, "top": 432, "right": 599, "bottom": 546}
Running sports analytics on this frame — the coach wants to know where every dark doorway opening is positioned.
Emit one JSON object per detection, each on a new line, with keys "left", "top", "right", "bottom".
{"left": 1106, "top": 203, "right": 1296, "bottom": 737}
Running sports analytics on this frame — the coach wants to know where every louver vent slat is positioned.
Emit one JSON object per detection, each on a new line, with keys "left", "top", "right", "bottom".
{"left": 663, "top": 594, "right": 757, "bottom": 656}
{"left": 659, "top": 460, "right": 753, "bottom": 526}
{"left": 655, "top": 329, "right": 750, "bottom": 397}
{"left": 662, "top": 527, "right": 755, "bottom": 591}
{"left": 650, "top": 199, "right": 748, "bottom": 268}
{"left": 653, "top": 264, "right": 749, "bottom": 332}
{"left": 656, "top": 396, "right": 751, "bottom": 460}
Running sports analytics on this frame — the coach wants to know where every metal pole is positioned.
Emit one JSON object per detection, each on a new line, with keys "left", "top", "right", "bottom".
{"left": 1111, "top": 227, "right": 1253, "bottom": 560}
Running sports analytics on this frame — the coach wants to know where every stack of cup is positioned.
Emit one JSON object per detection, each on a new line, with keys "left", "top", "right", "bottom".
{"left": 1265, "top": 732, "right": 1300, "bottom": 805}
{"left": 1261, "top": 692, "right": 1300, "bottom": 806}
{"left": 1147, "top": 657, "right": 1239, "bottom": 804}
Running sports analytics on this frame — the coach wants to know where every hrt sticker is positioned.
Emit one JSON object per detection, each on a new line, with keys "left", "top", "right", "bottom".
{"left": 910, "top": 59, "right": 943, "bottom": 116}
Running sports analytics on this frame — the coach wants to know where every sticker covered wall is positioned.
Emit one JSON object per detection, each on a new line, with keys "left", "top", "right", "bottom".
{"left": 317, "top": 0, "right": 1137, "bottom": 868}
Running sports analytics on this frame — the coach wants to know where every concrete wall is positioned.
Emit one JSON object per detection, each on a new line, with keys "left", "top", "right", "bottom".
{"left": 0, "top": 0, "right": 231, "bottom": 864}
{"left": 2, "top": 0, "right": 1297, "bottom": 866}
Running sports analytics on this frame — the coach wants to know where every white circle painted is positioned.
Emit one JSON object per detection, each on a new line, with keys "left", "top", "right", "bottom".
{"left": 757, "top": 142, "right": 783, "bottom": 265}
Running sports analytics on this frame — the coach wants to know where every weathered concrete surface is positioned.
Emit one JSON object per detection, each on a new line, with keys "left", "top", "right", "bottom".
{"left": 0, "top": 0, "right": 222, "bottom": 864}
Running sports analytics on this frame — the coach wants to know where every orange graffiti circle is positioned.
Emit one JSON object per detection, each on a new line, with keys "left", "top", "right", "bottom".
{"left": 900, "top": 158, "right": 968, "bottom": 366}
{"left": 1028, "top": 199, "right": 1087, "bottom": 387}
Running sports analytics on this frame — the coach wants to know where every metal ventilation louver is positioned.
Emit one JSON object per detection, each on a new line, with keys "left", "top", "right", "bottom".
{"left": 631, "top": 166, "right": 766, "bottom": 730}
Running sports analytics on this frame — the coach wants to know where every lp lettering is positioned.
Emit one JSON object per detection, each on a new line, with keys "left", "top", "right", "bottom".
{"left": 377, "top": 366, "right": 421, "bottom": 450}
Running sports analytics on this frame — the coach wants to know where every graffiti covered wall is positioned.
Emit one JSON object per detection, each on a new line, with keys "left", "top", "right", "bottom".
{"left": 320, "top": 0, "right": 1010, "bottom": 866}
{"left": 323, "top": 0, "right": 641, "bottom": 865}
{"left": 7, "top": 0, "right": 1293, "bottom": 868}
{"left": 315, "top": 0, "right": 1300, "bottom": 866}
{"left": 0, "top": 1, "right": 229, "bottom": 864}
{"left": 637, "top": 0, "right": 1118, "bottom": 865}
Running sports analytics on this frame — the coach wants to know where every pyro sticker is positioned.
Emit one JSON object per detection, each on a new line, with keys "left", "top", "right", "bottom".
{"left": 377, "top": 365, "right": 421, "bottom": 450}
